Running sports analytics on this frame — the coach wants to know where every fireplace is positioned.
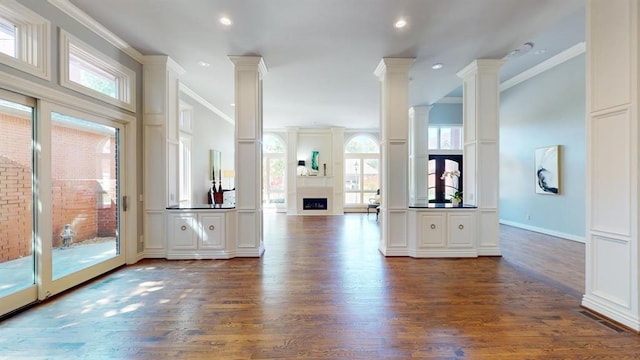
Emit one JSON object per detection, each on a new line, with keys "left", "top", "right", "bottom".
{"left": 303, "top": 198, "right": 328, "bottom": 210}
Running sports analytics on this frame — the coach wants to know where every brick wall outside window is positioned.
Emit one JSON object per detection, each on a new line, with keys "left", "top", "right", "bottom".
{"left": 0, "top": 114, "right": 117, "bottom": 263}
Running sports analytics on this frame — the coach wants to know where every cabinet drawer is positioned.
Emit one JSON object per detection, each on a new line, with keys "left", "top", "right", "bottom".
{"left": 200, "top": 214, "right": 224, "bottom": 250}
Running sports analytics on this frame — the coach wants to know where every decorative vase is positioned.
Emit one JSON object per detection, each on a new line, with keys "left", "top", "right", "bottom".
{"left": 451, "top": 198, "right": 460, "bottom": 206}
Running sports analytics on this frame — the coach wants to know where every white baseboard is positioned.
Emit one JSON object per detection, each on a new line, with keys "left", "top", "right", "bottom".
{"left": 499, "top": 219, "right": 585, "bottom": 243}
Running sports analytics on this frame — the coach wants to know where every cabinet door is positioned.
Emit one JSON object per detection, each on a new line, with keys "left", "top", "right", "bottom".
{"left": 171, "top": 214, "right": 198, "bottom": 250}
{"left": 200, "top": 214, "right": 224, "bottom": 250}
{"left": 419, "top": 213, "right": 446, "bottom": 248}
{"left": 448, "top": 213, "right": 475, "bottom": 248}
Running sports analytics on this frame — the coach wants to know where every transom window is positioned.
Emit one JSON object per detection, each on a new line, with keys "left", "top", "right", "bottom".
{"left": 344, "top": 135, "right": 379, "bottom": 206}
{"left": 428, "top": 125, "right": 463, "bottom": 150}
{"left": 0, "top": 19, "right": 16, "bottom": 57}
{"left": 60, "top": 30, "right": 135, "bottom": 111}
{"left": 0, "top": 1, "right": 50, "bottom": 79}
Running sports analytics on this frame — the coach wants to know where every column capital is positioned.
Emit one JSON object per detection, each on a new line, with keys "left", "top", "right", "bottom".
{"left": 409, "top": 105, "right": 434, "bottom": 117}
{"left": 374, "top": 58, "right": 415, "bottom": 80}
{"left": 143, "top": 55, "right": 186, "bottom": 75}
{"left": 229, "top": 55, "right": 268, "bottom": 77}
{"left": 456, "top": 59, "right": 506, "bottom": 79}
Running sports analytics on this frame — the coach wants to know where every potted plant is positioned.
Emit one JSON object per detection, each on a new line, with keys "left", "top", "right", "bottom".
{"left": 451, "top": 191, "right": 463, "bottom": 206}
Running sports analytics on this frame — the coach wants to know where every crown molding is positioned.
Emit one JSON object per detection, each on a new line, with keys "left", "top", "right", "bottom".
{"left": 47, "top": 0, "right": 144, "bottom": 63}
{"left": 500, "top": 42, "right": 586, "bottom": 92}
{"left": 179, "top": 83, "right": 234, "bottom": 125}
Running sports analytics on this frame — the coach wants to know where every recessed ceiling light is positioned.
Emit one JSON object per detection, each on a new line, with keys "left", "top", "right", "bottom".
{"left": 219, "top": 16, "right": 232, "bottom": 26}
{"left": 197, "top": 61, "right": 210, "bottom": 67}
{"left": 431, "top": 63, "right": 444, "bottom": 70}
{"left": 230, "top": 103, "right": 235, "bottom": 107}
{"left": 395, "top": 18, "right": 407, "bottom": 29}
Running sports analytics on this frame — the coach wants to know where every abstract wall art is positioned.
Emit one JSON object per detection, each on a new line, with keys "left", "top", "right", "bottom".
{"left": 535, "top": 145, "right": 559, "bottom": 195}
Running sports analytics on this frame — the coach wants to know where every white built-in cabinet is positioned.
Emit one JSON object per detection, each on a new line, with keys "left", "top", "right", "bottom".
{"left": 409, "top": 208, "right": 477, "bottom": 257}
{"left": 166, "top": 209, "right": 236, "bottom": 259}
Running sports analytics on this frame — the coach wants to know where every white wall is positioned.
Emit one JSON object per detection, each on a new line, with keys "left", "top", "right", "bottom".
{"left": 499, "top": 54, "right": 586, "bottom": 241}
{"left": 181, "top": 94, "right": 235, "bottom": 204}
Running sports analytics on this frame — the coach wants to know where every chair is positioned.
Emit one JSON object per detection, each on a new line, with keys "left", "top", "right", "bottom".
{"left": 367, "top": 189, "right": 381, "bottom": 220}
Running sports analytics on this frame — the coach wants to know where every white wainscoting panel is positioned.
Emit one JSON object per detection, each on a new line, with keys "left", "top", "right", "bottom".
{"left": 593, "top": 235, "right": 631, "bottom": 308}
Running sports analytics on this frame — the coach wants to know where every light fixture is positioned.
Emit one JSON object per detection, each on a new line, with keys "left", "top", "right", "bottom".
{"left": 197, "top": 61, "right": 210, "bottom": 67}
{"left": 431, "top": 63, "right": 444, "bottom": 70}
{"left": 230, "top": 103, "right": 235, "bottom": 107}
{"left": 506, "top": 41, "right": 535, "bottom": 58}
{"left": 219, "top": 16, "right": 232, "bottom": 26}
{"left": 394, "top": 18, "right": 407, "bottom": 29}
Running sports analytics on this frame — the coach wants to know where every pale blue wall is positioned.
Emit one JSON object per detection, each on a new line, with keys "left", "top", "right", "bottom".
{"left": 430, "top": 103, "right": 462, "bottom": 125}
{"left": 499, "top": 54, "right": 586, "bottom": 239}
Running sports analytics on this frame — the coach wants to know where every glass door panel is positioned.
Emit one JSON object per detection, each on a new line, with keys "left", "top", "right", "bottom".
{"left": 0, "top": 94, "right": 37, "bottom": 313}
{"left": 50, "top": 112, "right": 120, "bottom": 280}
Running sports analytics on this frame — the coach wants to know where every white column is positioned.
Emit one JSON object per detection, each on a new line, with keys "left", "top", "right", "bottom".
{"left": 409, "top": 106, "right": 432, "bottom": 204}
{"left": 286, "top": 127, "right": 299, "bottom": 215}
{"left": 457, "top": 59, "right": 505, "bottom": 256}
{"left": 374, "top": 58, "right": 414, "bottom": 256}
{"left": 142, "top": 55, "right": 184, "bottom": 258}
{"left": 331, "top": 127, "right": 345, "bottom": 214}
{"left": 229, "top": 56, "right": 267, "bottom": 257}
{"left": 582, "top": 0, "right": 640, "bottom": 332}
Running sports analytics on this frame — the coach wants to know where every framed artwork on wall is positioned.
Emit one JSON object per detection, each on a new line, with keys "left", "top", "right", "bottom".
{"left": 535, "top": 145, "right": 559, "bottom": 195}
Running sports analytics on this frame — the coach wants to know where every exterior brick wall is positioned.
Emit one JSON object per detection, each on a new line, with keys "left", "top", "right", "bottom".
{"left": 1, "top": 113, "right": 117, "bottom": 261}
{"left": 0, "top": 156, "right": 32, "bottom": 262}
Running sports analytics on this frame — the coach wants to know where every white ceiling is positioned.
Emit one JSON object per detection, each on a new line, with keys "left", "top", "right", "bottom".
{"left": 68, "top": 0, "right": 585, "bottom": 129}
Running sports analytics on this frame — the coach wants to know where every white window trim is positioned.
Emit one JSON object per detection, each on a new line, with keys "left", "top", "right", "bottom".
{"left": 344, "top": 134, "right": 380, "bottom": 207}
{"left": 59, "top": 29, "right": 136, "bottom": 112}
{"left": 0, "top": 0, "right": 50, "bottom": 80}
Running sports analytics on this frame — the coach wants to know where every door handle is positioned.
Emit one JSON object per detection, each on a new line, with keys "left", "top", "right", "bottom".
{"left": 122, "top": 195, "right": 128, "bottom": 212}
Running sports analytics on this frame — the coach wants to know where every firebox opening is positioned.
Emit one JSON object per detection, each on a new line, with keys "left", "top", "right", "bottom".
{"left": 303, "top": 198, "right": 327, "bottom": 210}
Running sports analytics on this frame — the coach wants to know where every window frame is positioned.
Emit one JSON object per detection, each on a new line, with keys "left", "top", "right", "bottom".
{"left": 344, "top": 134, "right": 380, "bottom": 207}
{"left": 262, "top": 133, "right": 287, "bottom": 209}
{"left": 0, "top": 0, "right": 50, "bottom": 80}
{"left": 428, "top": 125, "right": 463, "bottom": 152}
{"left": 59, "top": 30, "right": 136, "bottom": 112}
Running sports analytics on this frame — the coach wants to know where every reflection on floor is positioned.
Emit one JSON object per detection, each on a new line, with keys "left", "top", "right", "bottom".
{"left": 0, "top": 239, "right": 116, "bottom": 298}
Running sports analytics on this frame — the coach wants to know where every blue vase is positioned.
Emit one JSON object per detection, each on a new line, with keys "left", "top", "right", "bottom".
{"left": 311, "top": 151, "right": 319, "bottom": 171}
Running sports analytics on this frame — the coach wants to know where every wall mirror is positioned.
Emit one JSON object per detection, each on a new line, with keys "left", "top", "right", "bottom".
{"left": 210, "top": 149, "right": 222, "bottom": 182}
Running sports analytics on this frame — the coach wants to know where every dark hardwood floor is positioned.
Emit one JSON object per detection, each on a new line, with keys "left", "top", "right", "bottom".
{"left": 1, "top": 214, "right": 638, "bottom": 359}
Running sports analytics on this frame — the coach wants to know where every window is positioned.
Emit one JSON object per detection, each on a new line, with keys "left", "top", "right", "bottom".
{"left": 344, "top": 135, "right": 379, "bottom": 205}
{"left": 263, "top": 134, "right": 286, "bottom": 209}
{"left": 0, "top": 0, "right": 50, "bottom": 79}
{"left": 60, "top": 30, "right": 135, "bottom": 111}
{"left": 428, "top": 125, "right": 463, "bottom": 150}
{"left": 428, "top": 155, "right": 463, "bottom": 203}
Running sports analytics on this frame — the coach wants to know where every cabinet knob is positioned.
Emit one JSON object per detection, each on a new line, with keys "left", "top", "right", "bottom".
{"left": 180, "top": 225, "right": 187, "bottom": 231}
{"left": 209, "top": 225, "right": 215, "bottom": 231}
{"left": 430, "top": 224, "right": 436, "bottom": 229}
{"left": 458, "top": 224, "right": 464, "bottom": 230}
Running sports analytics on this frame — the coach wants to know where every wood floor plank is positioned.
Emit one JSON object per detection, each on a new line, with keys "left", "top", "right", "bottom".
{"left": 0, "top": 214, "right": 638, "bottom": 359}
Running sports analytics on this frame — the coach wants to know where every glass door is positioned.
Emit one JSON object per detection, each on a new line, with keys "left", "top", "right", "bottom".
{"left": 0, "top": 91, "right": 38, "bottom": 314}
{"left": 47, "top": 109, "right": 125, "bottom": 293}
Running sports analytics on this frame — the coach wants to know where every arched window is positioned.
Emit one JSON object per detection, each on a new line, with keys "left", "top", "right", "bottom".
{"left": 263, "top": 133, "right": 286, "bottom": 209}
{"left": 344, "top": 135, "right": 379, "bottom": 206}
